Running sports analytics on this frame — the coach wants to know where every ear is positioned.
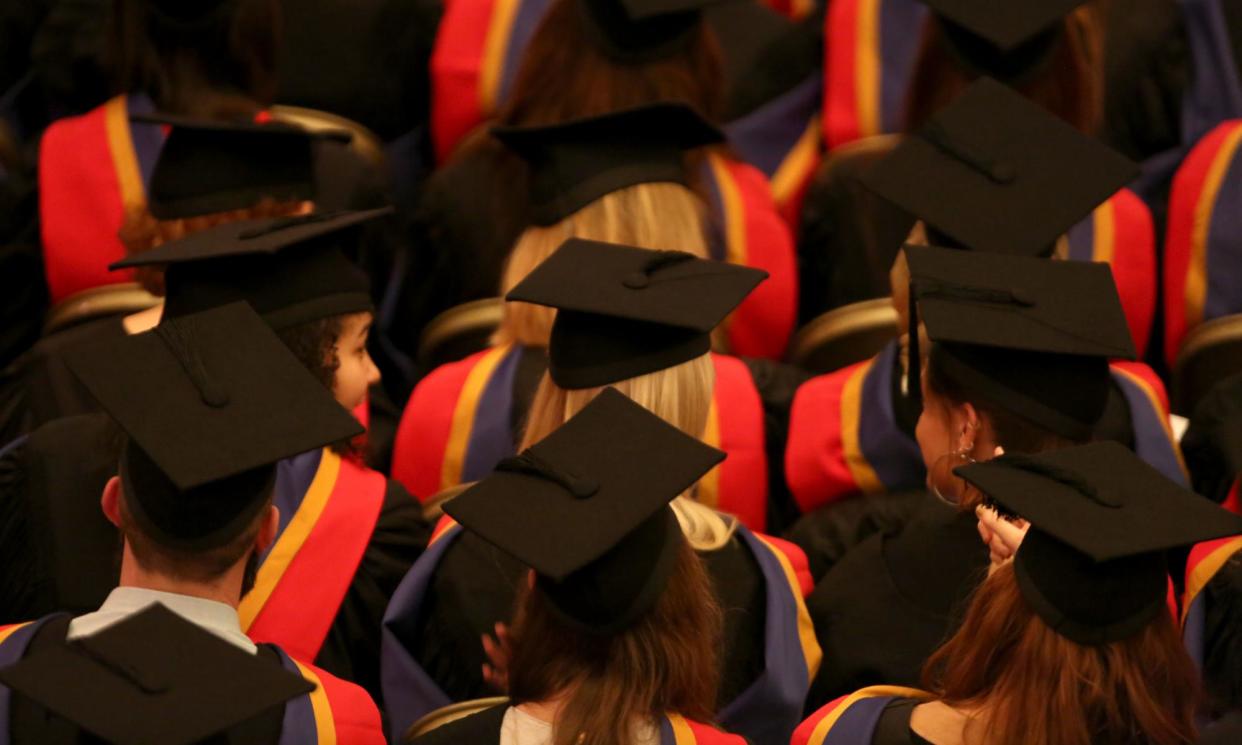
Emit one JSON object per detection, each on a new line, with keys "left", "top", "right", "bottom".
{"left": 953, "top": 401, "right": 981, "bottom": 444}
{"left": 527, "top": 569, "right": 536, "bottom": 589}
{"left": 101, "top": 477, "right": 123, "bottom": 528}
{"left": 256, "top": 505, "right": 280, "bottom": 555}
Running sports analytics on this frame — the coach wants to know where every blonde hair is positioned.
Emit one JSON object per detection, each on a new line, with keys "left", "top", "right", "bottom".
{"left": 520, "top": 354, "right": 737, "bottom": 550}
{"left": 494, "top": 182, "right": 710, "bottom": 347}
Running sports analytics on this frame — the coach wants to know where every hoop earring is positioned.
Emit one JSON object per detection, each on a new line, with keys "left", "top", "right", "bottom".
{"left": 929, "top": 437, "right": 976, "bottom": 506}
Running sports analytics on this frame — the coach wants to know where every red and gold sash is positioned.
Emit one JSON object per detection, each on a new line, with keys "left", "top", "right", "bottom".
{"left": 240, "top": 449, "right": 386, "bottom": 663}
{"left": 39, "top": 94, "right": 165, "bottom": 303}
{"left": 275, "top": 647, "right": 386, "bottom": 745}
{"left": 660, "top": 714, "right": 748, "bottom": 745}
{"left": 697, "top": 355, "right": 769, "bottom": 531}
{"left": 795, "top": 686, "right": 932, "bottom": 745}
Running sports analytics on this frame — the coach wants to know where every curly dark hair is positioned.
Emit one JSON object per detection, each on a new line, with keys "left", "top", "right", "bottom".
{"left": 276, "top": 316, "right": 344, "bottom": 391}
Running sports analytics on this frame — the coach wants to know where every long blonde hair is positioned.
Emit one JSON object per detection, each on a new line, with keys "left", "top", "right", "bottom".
{"left": 494, "top": 182, "right": 710, "bottom": 347}
{"left": 520, "top": 354, "right": 737, "bottom": 550}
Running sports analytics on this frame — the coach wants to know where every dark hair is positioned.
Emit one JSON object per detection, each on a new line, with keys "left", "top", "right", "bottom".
{"left": 276, "top": 315, "right": 344, "bottom": 391}
{"left": 507, "top": 538, "right": 722, "bottom": 745}
{"left": 924, "top": 342, "right": 1083, "bottom": 455}
{"left": 923, "top": 562, "right": 1200, "bottom": 745}
{"left": 498, "top": 0, "right": 725, "bottom": 126}
{"left": 109, "top": 0, "right": 282, "bottom": 115}
{"left": 903, "top": 10, "right": 1101, "bottom": 134}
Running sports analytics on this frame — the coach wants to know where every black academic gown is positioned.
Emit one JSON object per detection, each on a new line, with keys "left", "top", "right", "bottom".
{"left": 802, "top": 499, "right": 989, "bottom": 712}
{"left": 0, "top": 412, "right": 428, "bottom": 704}
{"left": 871, "top": 699, "right": 935, "bottom": 745}
{"left": 410, "top": 531, "right": 767, "bottom": 710}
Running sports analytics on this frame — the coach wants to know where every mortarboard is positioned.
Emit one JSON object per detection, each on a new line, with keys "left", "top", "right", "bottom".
{"left": 146, "top": 0, "right": 233, "bottom": 23}
{"left": 492, "top": 102, "right": 723, "bottom": 226}
{"left": 1182, "top": 373, "right": 1242, "bottom": 503}
{"left": 506, "top": 238, "right": 766, "bottom": 388}
{"left": 920, "top": 0, "right": 1090, "bottom": 82}
{"left": 862, "top": 77, "right": 1138, "bottom": 257}
{"left": 956, "top": 442, "right": 1242, "bottom": 645}
{"left": 112, "top": 208, "right": 388, "bottom": 330}
{"left": 576, "top": 0, "right": 730, "bottom": 62}
{"left": 905, "top": 245, "right": 1135, "bottom": 441}
{"left": 133, "top": 114, "right": 349, "bottom": 219}
{"left": 444, "top": 387, "right": 726, "bottom": 632}
{"left": 65, "top": 302, "right": 363, "bottom": 549}
{"left": 0, "top": 604, "right": 313, "bottom": 745}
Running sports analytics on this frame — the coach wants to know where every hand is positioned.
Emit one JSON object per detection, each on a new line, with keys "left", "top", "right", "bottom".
{"left": 976, "top": 504, "right": 1029, "bottom": 570}
{"left": 481, "top": 622, "right": 513, "bottom": 693}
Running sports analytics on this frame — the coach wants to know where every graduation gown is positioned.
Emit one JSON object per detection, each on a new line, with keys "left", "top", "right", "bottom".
{"left": 0, "top": 615, "right": 385, "bottom": 744}
{"left": 382, "top": 518, "right": 820, "bottom": 745}
{"left": 411, "top": 704, "right": 747, "bottom": 745}
{"left": 792, "top": 687, "right": 933, "bottom": 745}
{"left": 391, "top": 346, "right": 807, "bottom": 533}
{"left": 1181, "top": 534, "right": 1242, "bottom": 710}
{"left": 784, "top": 339, "right": 1188, "bottom": 518}
{"left": 0, "top": 413, "right": 429, "bottom": 704}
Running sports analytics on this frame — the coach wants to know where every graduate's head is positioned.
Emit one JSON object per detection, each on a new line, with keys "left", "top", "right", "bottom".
{"left": 923, "top": 445, "right": 1242, "bottom": 745}
{"left": 67, "top": 303, "right": 364, "bottom": 603}
{"left": 499, "top": 0, "right": 724, "bottom": 128}
{"left": 904, "top": 247, "right": 1135, "bottom": 506}
{"left": 111, "top": 0, "right": 282, "bottom": 115}
{"left": 114, "top": 209, "right": 389, "bottom": 413}
{"left": 444, "top": 391, "right": 725, "bottom": 745}
{"left": 493, "top": 103, "right": 723, "bottom": 347}
{"left": 903, "top": 0, "right": 1100, "bottom": 134}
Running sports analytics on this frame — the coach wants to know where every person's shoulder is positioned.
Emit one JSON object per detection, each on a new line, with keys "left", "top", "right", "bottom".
{"left": 409, "top": 703, "right": 509, "bottom": 745}
{"left": 281, "top": 653, "right": 385, "bottom": 742}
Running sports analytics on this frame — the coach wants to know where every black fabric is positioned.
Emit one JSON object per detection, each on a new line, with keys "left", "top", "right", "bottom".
{"left": 804, "top": 499, "right": 989, "bottom": 711}
{"left": 409, "top": 703, "right": 509, "bottom": 745}
{"left": 0, "top": 144, "right": 45, "bottom": 372}
{"left": 872, "top": 697, "right": 933, "bottom": 745}
{"left": 314, "top": 478, "right": 429, "bottom": 707}
{"left": 1200, "top": 711, "right": 1242, "bottom": 745}
{"left": 740, "top": 356, "right": 810, "bottom": 535}
{"left": 8, "top": 615, "right": 288, "bottom": 745}
{"left": 413, "top": 529, "right": 766, "bottom": 710}
{"left": 0, "top": 314, "right": 126, "bottom": 447}
{"left": 704, "top": 0, "right": 799, "bottom": 121}
{"left": 1194, "top": 553, "right": 1242, "bottom": 716}
{"left": 782, "top": 490, "right": 927, "bottom": 584}
{"left": 1183, "top": 372, "right": 1242, "bottom": 504}
{"left": 0, "top": 414, "right": 123, "bottom": 625}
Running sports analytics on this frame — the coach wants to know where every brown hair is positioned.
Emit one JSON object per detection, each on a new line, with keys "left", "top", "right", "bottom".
{"left": 109, "top": 0, "right": 282, "bottom": 116}
{"left": 118, "top": 490, "right": 269, "bottom": 592}
{"left": 922, "top": 562, "right": 1200, "bottom": 745}
{"left": 903, "top": 8, "right": 1102, "bottom": 134}
{"left": 498, "top": 0, "right": 725, "bottom": 127}
{"left": 507, "top": 537, "right": 723, "bottom": 745}
{"left": 118, "top": 198, "right": 308, "bottom": 294}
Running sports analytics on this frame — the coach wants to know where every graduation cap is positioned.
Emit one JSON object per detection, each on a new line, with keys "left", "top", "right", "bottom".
{"left": 506, "top": 238, "right": 766, "bottom": 388}
{"left": 145, "top": 0, "right": 233, "bottom": 23}
{"left": 65, "top": 302, "right": 364, "bottom": 549}
{"left": 132, "top": 114, "right": 349, "bottom": 220}
{"left": 575, "top": 0, "right": 729, "bottom": 61}
{"left": 112, "top": 208, "right": 387, "bottom": 330}
{"left": 905, "top": 245, "right": 1135, "bottom": 441}
{"left": 492, "top": 102, "right": 723, "bottom": 226}
{"left": 956, "top": 442, "right": 1242, "bottom": 645}
{"left": 920, "top": 0, "right": 1090, "bottom": 81}
{"left": 0, "top": 604, "right": 313, "bottom": 745}
{"left": 862, "top": 77, "right": 1138, "bottom": 257}
{"left": 1181, "top": 373, "right": 1242, "bottom": 503}
{"left": 444, "top": 387, "right": 725, "bottom": 633}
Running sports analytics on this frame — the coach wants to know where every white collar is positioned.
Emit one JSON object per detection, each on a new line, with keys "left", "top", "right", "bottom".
{"left": 67, "top": 587, "right": 256, "bottom": 654}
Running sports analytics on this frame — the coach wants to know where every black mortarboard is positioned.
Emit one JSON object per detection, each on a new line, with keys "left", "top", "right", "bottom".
{"left": 906, "top": 245, "right": 1135, "bottom": 441}
{"left": 492, "top": 102, "right": 723, "bottom": 226}
{"left": 506, "top": 238, "right": 766, "bottom": 388}
{"left": 133, "top": 114, "right": 347, "bottom": 220}
{"left": 66, "top": 302, "right": 363, "bottom": 549}
{"left": 921, "top": 0, "right": 1089, "bottom": 76}
{"left": 576, "top": 0, "right": 729, "bottom": 61}
{"left": 956, "top": 442, "right": 1242, "bottom": 645}
{"left": 862, "top": 78, "right": 1138, "bottom": 257}
{"left": 444, "top": 387, "right": 725, "bottom": 633}
{"left": 112, "top": 209, "right": 387, "bottom": 330}
{"left": 1182, "top": 373, "right": 1242, "bottom": 503}
{"left": 0, "top": 604, "right": 313, "bottom": 745}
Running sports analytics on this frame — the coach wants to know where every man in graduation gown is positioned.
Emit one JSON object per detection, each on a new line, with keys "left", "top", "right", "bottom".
{"left": 0, "top": 302, "right": 385, "bottom": 744}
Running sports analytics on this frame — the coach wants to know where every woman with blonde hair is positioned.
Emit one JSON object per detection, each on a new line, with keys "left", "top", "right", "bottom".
{"left": 384, "top": 240, "right": 820, "bottom": 745}
{"left": 794, "top": 441, "right": 1239, "bottom": 745}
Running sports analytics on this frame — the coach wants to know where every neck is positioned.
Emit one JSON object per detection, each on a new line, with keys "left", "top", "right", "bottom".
{"left": 116, "top": 542, "right": 246, "bottom": 608}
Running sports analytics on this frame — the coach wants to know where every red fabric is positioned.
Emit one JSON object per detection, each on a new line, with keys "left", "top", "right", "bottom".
{"left": 784, "top": 362, "right": 866, "bottom": 513}
{"left": 312, "top": 662, "right": 386, "bottom": 745}
{"left": 430, "top": 513, "right": 458, "bottom": 544}
{"left": 391, "top": 350, "right": 488, "bottom": 501}
{"left": 1107, "top": 189, "right": 1157, "bottom": 357}
{"left": 1224, "top": 482, "right": 1241, "bottom": 514}
{"left": 39, "top": 101, "right": 137, "bottom": 303}
{"left": 430, "top": 0, "right": 497, "bottom": 163}
{"left": 711, "top": 354, "right": 769, "bottom": 531}
{"left": 1110, "top": 360, "right": 1171, "bottom": 414}
{"left": 1164, "top": 121, "right": 1242, "bottom": 367}
{"left": 792, "top": 695, "right": 849, "bottom": 745}
{"left": 718, "top": 159, "right": 798, "bottom": 359}
{"left": 760, "top": 534, "right": 814, "bottom": 597}
{"left": 246, "top": 458, "right": 386, "bottom": 662}
{"left": 682, "top": 717, "right": 748, "bottom": 744}
{"left": 822, "top": 0, "right": 862, "bottom": 149}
